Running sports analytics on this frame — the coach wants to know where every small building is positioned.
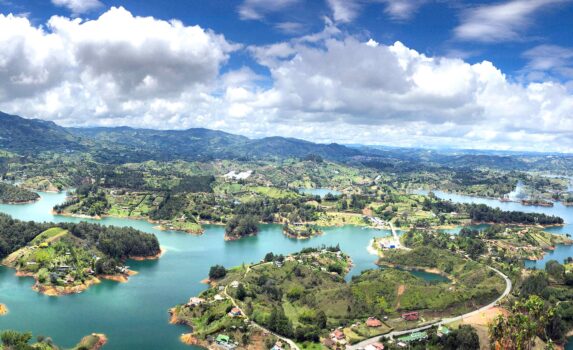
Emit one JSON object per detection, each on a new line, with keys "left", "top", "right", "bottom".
{"left": 366, "top": 317, "right": 383, "bottom": 327}
{"left": 271, "top": 341, "right": 284, "bottom": 350}
{"left": 401, "top": 311, "right": 419, "bottom": 321}
{"left": 187, "top": 297, "right": 206, "bottom": 307}
{"left": 230, "top": 281, "right": 240, "bottom": 288}
{"left": 437, "top": 325, "right": 451, "bottom": 337}
{"left": 397, "top": 331, "right": 428, "bottom": 343}
{"left": 216, "top": 334, "right": 230, "bottom": 344}
{"left": 213, "top": 294, "right": 225, "bottom": 301}
{"left": 330, "top": 329, "right": 345, "bottom": 342}
{"left": 228, "top": 307, "right": 242, "bottom": 317}
{"left": 365, "top": 342, "right": 385, "bottom": 350}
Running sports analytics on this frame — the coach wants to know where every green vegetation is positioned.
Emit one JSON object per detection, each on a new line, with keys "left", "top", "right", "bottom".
{"left": 0, "top": 183, "right": 39, "bottom": 203}
{"left": 0, "top": 213, "right": 160, "bottom": 295}
{"left": 0, "top": 330, "right": 106, "bottom": 350}
{"left": 172, "top": 245, "right": 503, "bottom": 347}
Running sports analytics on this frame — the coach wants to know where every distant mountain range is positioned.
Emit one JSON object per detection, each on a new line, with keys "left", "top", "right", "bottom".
{"left": 0, "top": 111, "right": 359, "bottom": 162}
{"left": 1, "top": 111, "right": 572, "bottom": 171}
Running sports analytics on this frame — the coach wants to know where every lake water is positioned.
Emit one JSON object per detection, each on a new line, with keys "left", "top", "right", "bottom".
{"left": 1, "top": 191, "right": 571, "bottom": 349}
{"left": 421, "top": 190, "right": 573, "bottom": 269}
{"left": 297, "top": 188, "right": 341, "bottom": 197}
{"left": 0, "top": 192, "right": 389, "bottom": 349}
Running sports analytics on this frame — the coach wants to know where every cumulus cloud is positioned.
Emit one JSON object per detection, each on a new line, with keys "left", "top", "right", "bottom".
{"left": 240, "top": 28, "right": 573, "bottom": 151}
{"left": 52, "top": 0, "right": 103, "bottom": 15}
{"left": 455, "top": 0, "right": 570, "bottom": 42}
{"left": 0, "top": 7, "right": 238, "bottom": 126}
{"left": 1, "top": 8, "right": 573, "bottom": 152}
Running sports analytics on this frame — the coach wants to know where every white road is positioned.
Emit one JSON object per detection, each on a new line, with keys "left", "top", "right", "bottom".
{"left": 346, "top": 265, "right": 512, "bottom": 350}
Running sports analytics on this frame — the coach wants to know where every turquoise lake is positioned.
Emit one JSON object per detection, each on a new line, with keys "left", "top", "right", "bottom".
{"left": 1, "top": 190, "right": 572, "bottom": 349}
{"left": 0, "top": 192, "right": 389, "bottom": 349}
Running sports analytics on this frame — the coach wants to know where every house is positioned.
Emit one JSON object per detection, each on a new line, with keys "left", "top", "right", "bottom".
{"left": 228, "top": 307, "right": 242, "bottom": 317}
{"left": 216, "top": 334, "right": 230, "bottom": 344}
{"left": 271, "top": 341, "right": 284, "bottom": 350}
{"left": 330, "top": 329, "right": 345, "bottom": 342}
{"left": 401, "top": 311, "right": 419, "bottom": 321}
{"left": 187, "top": 297, "right": 206, "bottom": 307}
{"left": 397, "top": 331, "right": 428, "bottom": 343}
{"left": 366, "top": 317, "right": 383, "bottom": 327}
{"left": 213, "top": 294, "right": 225, "bottom": 301}
{"left": 365, "top": 342, "right": 385, "bottom": 350}
{"left": 274, "top": 260, "right": 284, "bottom": 268}
{"left": 230, "top": 281, "right": 240, "bottom": 288}
{"left": 437, "top": 325, "right": 450, "bottom": 337}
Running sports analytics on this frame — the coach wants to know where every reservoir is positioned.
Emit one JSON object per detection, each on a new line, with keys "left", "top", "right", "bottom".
{"left": 0, "top": 192, "right": 387, "bottom": 349}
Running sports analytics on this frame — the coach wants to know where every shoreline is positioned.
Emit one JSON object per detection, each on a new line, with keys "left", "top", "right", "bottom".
{"left": 0, "top": 303, "right": 7, "bottom": 315}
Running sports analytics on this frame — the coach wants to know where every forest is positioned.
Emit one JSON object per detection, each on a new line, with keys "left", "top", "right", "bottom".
{"left": 0, "top": 183, "right": 39, "bottom": 204}
{"left": 0, "top": 213, "right": 160, "bottom": 260}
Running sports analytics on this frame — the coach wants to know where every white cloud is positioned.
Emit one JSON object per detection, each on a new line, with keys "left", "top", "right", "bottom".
{"left": 52, "top": 0, "right": 103, "bottom": 15}
{"left": 1, "top": 9, "right": 573, "bottom": 152}
{"left": 326, "top": 0, "right": 362, "bottom": 23}
{"left": 455, "top": 0, "right": 570, "bottom": 42}
{"left": 237, "top": 28, "right": 573, "bottom": 151}
{"left": 0, "top": 7, "right": 238, "bottom": 127}
{"left": 326, "top": 0, "right": 426, "bottom": 23}
{"left": 238, "top": 0, "right": 300, "bottom": 20}
{"left": 522, "top": 44, "right": 573, "bottom": 79}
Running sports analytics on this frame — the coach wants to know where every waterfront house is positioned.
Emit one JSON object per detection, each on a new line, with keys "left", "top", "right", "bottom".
{"left": 187, "top": 297, "right": 206, "bottom": 307}
{"left": 366, "top": 317, "right": 383, "bottom": 327}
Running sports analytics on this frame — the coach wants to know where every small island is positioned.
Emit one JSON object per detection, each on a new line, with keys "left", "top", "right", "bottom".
{"left": 224, "top": 215, "right": 259, "bottom": 241}
{"left": 0, "top": 182, "right": 39, "bottom": 204}
{"left": 282, "top": 222, "right": 322, "bottom": 239}
{"left": 0, "top": 213, "right": 161, "bottom": 296}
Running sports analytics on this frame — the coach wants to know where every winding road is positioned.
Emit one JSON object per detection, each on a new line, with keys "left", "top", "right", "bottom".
{"left": 346, "top": 265, "right": 512, "bottom": 350}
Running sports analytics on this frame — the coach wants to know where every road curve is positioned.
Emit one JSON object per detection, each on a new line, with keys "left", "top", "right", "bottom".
{"left": 347, "top": 265, "right": 512, "bottom": 350}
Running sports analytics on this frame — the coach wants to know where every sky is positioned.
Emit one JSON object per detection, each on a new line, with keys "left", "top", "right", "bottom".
{"left": 0, "top": 0, "right": 572, "bottom": 152}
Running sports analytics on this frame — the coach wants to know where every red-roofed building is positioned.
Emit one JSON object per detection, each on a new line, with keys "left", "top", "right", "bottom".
{"left": 366, "top": 317, "right": 383, "bottom": 327}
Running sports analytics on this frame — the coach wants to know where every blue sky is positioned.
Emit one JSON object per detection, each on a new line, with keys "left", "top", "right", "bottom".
{"left": 0, "top": 0, "right": 572, "bottom": 151}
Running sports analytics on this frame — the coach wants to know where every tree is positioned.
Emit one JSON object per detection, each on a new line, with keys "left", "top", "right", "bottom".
{"left": 442, "top": 325, "right": 480, "bottom": 350}
{"left": 209, "top": 265, "right": 227, "bottom": 280}
{"left": 489, "top": 295, "right": 555, "bottom": 350}
{"left": 316, "top": 310, "right": 327, "bottom": 329}
{"left": 545, "top": 260, "right": 565, "bottom": 281}
{"left": 236, "top": 283, "right": 247, "bottom": 301}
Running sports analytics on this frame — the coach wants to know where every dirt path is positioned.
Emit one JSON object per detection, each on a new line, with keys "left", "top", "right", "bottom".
{"left": 395, "top": 284, "right": 406, "bottom": 309}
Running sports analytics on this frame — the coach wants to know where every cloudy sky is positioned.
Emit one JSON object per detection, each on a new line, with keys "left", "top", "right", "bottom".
{"left": 0, "top": 0, "right": 572, "bottom": 152}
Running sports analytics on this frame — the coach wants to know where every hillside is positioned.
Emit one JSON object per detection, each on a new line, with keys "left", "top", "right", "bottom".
{"left": 0, "top": 112, "right": 84, "bottom": 153}
{"left": 0, "top": 111, "right": 360, "bottom": 162}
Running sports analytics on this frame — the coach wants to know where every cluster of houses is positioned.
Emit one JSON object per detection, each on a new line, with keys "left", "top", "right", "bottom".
{"left": 325, "top": 317, "right": 386, "bottom": 348}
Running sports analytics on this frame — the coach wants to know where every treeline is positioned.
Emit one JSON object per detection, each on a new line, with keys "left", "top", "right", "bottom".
{"left": 225, "top": 215, "right": 258, "bottom": 239}
{"left": 466, "top": 204, "right": 563, "bottom": 225}
{"left": 423, "top": 198, "right": 563, "bottom": 225}
{"left": 0, "top": 213, "right": 160, "bottom": 260}
{"left": 0, "top": 213, "right": 50, "bottom": 258}
{"left": 60, "top": 222, "right": 160, "bottom": 259}
{"left": 0, "top": 183, "right": 39, "bottom": 203}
